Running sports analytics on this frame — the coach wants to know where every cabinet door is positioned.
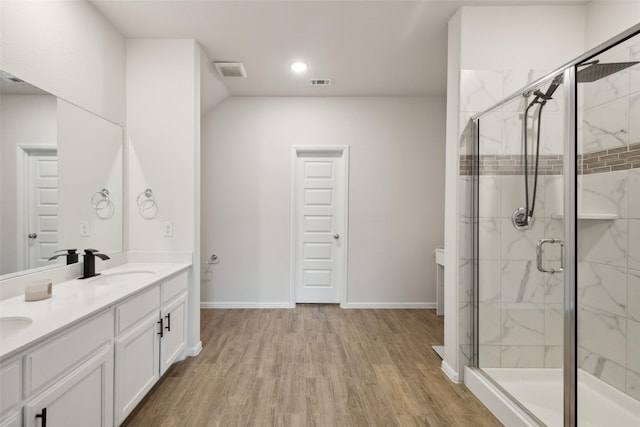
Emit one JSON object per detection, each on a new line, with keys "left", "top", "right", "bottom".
{"left": 0, "top": 359, "right": 21, "bottom": 421}
{"left": 23, "top": 346, "right": 113, "bottom": 427}
{"left": 160, "top": 292, "right": 187, "bottom": 375}
{"left": 114, "top": 313, "right": 160, "bottom": 425}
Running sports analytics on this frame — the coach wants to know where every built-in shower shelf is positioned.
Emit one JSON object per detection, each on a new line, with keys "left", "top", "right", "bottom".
{"left": 550, "top": 213, "right": 618, "bottom": 220}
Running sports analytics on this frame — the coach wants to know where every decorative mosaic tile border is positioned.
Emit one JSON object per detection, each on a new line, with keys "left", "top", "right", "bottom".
{"left": 459, "top": 154, "right": 563, "bottom": 176}
{"left": 460, "top": 142, "right": 640, "bottom": 176}
{"left": 580, "top": 143, "right": 640, "bottom": 175}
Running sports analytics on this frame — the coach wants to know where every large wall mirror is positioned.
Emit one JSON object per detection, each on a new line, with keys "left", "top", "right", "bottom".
{"left": 0, "top": 70, "right": 123, "bottom": 279}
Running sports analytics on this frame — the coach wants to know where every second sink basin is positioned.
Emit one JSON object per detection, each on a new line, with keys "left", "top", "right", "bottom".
{"left": 0, "top": 316, "right": 33, "bottom": 338}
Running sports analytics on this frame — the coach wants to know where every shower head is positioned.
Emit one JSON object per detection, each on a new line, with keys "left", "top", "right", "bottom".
{"left": 577, "top": 61, "right": 639, "bottom": 83}
{"left": 539, "top": 74, "right": 564, "bottom": 100}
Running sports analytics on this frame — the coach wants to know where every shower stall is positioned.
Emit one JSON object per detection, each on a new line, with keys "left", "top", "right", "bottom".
{"left": 467, "top": 24, "right": 640, "bottom": 426}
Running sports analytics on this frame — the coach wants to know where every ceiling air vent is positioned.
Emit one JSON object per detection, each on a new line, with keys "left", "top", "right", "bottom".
{"left": 0, "top": 70, "right": 25, "bottom": 83}
{"left": 310, "top": 78, "right": 332, "bottom": 86}
{"left": 213, "top": 62, "right": 247, "bottom": 78}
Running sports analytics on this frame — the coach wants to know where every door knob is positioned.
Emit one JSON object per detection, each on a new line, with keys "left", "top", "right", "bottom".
{"left": 334, "top": 234, "right": 340, "bottom": 239}
{"left": 28, "top": 233, "right": 38, "bottom": 239}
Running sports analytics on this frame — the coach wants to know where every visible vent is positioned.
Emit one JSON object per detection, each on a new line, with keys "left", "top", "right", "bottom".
{"left": 310, "top": 78, "right": 332, "bottom": 86}
{"left": 0, "top": 70, "right": 25, "bottom": 83}
{"left": 213, "top": 62, "right": 247, "bottom": 78}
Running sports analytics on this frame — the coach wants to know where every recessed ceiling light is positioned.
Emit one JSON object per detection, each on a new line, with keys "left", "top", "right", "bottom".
{"left": 290, "top": 61, "right": 308, "bottom": 73}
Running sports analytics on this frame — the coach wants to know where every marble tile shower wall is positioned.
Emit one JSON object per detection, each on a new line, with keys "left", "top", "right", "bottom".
{"left": 576, "top": 37, "right": 640, "bottom": 401}
{"left": 475, "top": 172, "right": 565, "bottom": 370}
{"left": 457, "top": 68, "right": 564, "bottom": 372}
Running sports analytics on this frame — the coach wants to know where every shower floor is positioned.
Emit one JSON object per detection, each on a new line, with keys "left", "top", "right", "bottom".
{"left": 483, "top": 368, "right": 640, "bottom": 427}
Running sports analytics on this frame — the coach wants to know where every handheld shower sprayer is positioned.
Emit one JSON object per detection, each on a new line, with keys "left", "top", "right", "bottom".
{"left": 512, "top": 75, "right": 562, "bottom": 230}
{"left": 511, "top": 61, "right": 639, "bottom": 231}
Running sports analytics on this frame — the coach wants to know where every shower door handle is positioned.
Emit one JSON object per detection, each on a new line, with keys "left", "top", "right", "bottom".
{"left": 536, "top": 238, "right": 564, "bottom": 274}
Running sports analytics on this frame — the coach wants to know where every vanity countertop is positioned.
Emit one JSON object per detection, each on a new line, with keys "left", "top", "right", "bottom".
{"left": 0, "top": 262, "right": 190, "bottom": 360}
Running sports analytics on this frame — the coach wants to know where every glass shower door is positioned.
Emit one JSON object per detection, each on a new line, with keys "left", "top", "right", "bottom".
{"left": 575, "top": 33, "right": 640, "bottom": 427}
{"left": 475, "top": 71, "right": 567, "bottom": 426}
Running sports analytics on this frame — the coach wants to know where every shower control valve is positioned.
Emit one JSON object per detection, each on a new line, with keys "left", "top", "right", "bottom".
{"left": 512, "top": 207, "right": 534, "bottom": 230}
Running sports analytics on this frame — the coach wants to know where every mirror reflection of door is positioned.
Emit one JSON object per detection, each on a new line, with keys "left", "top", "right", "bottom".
{"left": 26, "top": 150, "right": 58, "bottom": 269}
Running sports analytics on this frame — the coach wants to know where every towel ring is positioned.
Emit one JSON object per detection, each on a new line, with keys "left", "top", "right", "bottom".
{"left": 137, "top": 188, "right": 158, "bottom": 219}
{"left": 91, "top": 189, "right": 114, "bottom": 219}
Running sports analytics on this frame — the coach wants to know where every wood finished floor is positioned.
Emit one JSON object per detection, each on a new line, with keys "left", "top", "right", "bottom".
{"left": 121, "top": 306, "right": 501, "bottom": 427}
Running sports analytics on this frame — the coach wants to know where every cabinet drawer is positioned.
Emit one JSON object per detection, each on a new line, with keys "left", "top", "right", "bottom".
{"left": 25, "top": 309, "right": 113, "bottom": 396}
{"left": 162, "top": 272, "right": 188, "bottom": 304}
{"left": 116, "top": 285, "right": 160, "bottom": 335}
{"left": 0, "top": 358, "right": 20, "bottom": 416}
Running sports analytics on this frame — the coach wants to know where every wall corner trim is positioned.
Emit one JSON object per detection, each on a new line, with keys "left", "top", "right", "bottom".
{"left": 187, "top": 342, "right": 203, "bottom": 357}
{"left": 441, "top": 359, "right": 462, "bottom": 384}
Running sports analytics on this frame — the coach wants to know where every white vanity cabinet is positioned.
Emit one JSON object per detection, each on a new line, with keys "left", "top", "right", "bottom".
{"left": 159, "top": 274, "right": 188, "bottom": 374}
{"left": 21, "top": 309, "right": 114, "bottom": 427}
{"left": 0, "top": 265, "right": 190, "bottom": 427}
{"left": 114, "top": 272, "right": 188, "bottom": 425}
{"left": 0, "top": 358, "right": 22, "bottom": 427}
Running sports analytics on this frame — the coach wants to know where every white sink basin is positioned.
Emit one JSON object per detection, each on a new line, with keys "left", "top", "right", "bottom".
{"left": 0, "top": 316, "right": 33, "bottom": 338}
{"left": 90, "top": 270, "right": 155, "bottom": 286}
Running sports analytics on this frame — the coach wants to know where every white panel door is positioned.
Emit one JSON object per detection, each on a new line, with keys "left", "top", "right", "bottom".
{"left": 294, "top": 149, "right": 347, "bottom": 303}
{"left": 28, "top": 154, "right": 58, "bottom": 268}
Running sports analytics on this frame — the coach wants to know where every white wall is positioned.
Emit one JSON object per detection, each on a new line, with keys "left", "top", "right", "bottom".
{"left": 201, "top": 96, "right": 446, "bottom": 307}
{"left": 585, "top": 1, "right": 640, "bottom": 51}
{"left": 458, "top": 6, "right": 586, "bottom": 71}
{"left": 0, "top": 94, "right": 57, "bottom": 274}
{"left": 0, "top": 0, "right": 126, "bottom": 126}
{"left": 127, "top": 39, "right": 200, "bottom": 253}
{"left": 126, "top": 38, "right": 202, "bottom": 353}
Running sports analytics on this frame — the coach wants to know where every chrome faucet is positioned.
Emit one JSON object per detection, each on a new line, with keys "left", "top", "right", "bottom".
{"left": 80, "top": 249, "right": 110, "bottom": 279}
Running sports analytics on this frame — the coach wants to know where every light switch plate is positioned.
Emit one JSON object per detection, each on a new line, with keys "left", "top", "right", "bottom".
{"left": 80, "top": 221, "right": 90, "bottom": 237}
{"left": 163, "top": 221, "right": 173, "bottom": 237}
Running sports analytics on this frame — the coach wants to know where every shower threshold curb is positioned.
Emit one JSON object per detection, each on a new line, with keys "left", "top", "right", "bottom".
{"left": 464, "top": 367, "right": 540, "bottom": 427}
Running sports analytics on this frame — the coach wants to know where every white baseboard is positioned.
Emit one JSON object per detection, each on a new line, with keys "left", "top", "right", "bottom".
{"left": 441, "top": 359, "right": 462, "bottom": 384}
{"left": 201, "top": 301, "right": 436, "bottom": 309}
{"left": 187, "top": 341, "right": 202, "bottom": 357}
{"left": 340, "top": 302, "right": 437, "bottom": 309}
{"left": 201, "top": 301, "right": 294, "bottom": 309}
